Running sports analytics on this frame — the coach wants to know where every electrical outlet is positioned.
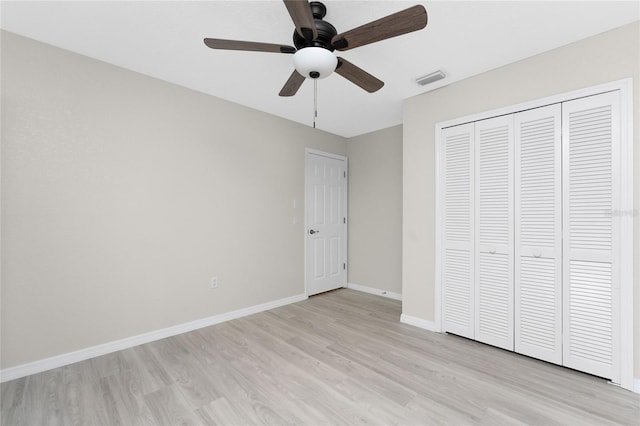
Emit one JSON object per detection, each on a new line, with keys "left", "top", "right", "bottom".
{"left": 210, "top": 276, "right": 219, "bottom": 289}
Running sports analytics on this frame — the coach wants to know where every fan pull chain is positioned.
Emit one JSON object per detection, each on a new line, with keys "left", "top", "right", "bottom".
{"left": 313, "top": 78, "right": 318, "bottom": 129}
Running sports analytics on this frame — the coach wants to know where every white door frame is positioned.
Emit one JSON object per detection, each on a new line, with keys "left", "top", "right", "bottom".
{"left": 434, "top": 78, "right": 634, "bottom": 390}
{"left": 304, "top": 148, "right": 348, "bottom": 296}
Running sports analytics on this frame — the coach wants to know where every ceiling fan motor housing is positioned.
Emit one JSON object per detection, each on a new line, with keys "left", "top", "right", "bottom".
{"left": 293, "top": 1, "right": 337, "bottom": 51}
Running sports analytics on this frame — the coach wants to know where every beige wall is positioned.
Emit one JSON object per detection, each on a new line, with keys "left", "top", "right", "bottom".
{"left": 347, "top": 126, "right": 403, "bottom": 294}
{"left": 402, "top": 22, "right": 640, "bottom": 378}
{"left": 0, "top": 31, "right": 347, "bottom": 369}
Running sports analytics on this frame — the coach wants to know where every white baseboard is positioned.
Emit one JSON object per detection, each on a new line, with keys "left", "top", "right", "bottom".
{"left": 400, "top": 313, "right": 438, "bottom": 332}
{"left": 346, "top": 282, "right": 402, "bottom": 301}
{"left": 0, "top": 293, "right": 307, "bottom": 383}
{"left": 634, "top": 378, "right": 640, "bottom": 394}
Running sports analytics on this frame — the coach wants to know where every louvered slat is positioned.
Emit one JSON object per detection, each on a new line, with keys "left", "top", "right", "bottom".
{"left": 519, "top": 257, "right": 558, "bottom": 352}
{"left": 477, "top": 253, "right": 510, "bottom": 340}
{"left": 568, "top": 261, "right": 613, "bottom": 365}
{"left": 442, "top": 123, "right": 474, "bottom": 338}
{"left": 445, "top": 132, "right": 472, "bottom": 242}
{"left": 444, "top": 249, "right": 472, "bottom": 328}
{"left": 478, "top": 125, "right": 511, "bottom": 246}
{"left": 568, "top": 105, "right": 612, "bottom": 252}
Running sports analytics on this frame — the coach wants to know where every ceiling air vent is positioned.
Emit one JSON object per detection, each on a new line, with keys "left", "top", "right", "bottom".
{"left": 416, "top": 70, "right": 446, "bottom": 86}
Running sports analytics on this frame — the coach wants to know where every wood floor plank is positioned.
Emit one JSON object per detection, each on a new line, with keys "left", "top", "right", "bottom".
{"left": 191, "top": 326, "right": 308, "bottom": 425}
{"left": 59, "top": 363, "right": 100, "bottom": 426}
{"left": 194, "top": 397, "right": 257, "bottom": 426}
{"left": 405, "top": 394, "right": 480, "bottom": 426}
{"left": 224, "top": 319, "right": 388, "bottom": 425}
{"left": 2, "top": 288, "right": 639, "bottom": 425}
{"left": 120, "top": 344, "right": 173, "bottom": 395}
{"left": 144, "top": 384, "right": 201, "bottom": 426}
{"left": 22, "top": 368, "right": 66, "bottom": 426}
{"left": 88, "top": 350, "right": 128, "bottom": 380}
{"left": 209, "top": 322, "right": 352, "bottom": 424}
{"left": 147, "top": 335, "right": 220, "bottom": 411}
{"left": 0, "top": 377, "right": 26, "bottom": 425}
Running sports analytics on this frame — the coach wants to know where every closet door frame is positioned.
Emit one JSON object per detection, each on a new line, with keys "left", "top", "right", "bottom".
{"left": 434, "top": 78, "right": 634, "bottom": 391}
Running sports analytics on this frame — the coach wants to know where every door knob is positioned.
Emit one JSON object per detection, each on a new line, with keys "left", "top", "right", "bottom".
{"left": 309, "top": 229, "right": 319, "bottom": 235}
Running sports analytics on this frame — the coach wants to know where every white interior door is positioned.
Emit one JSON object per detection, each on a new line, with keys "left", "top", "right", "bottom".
{"left": 441, "top": 123, "right": 475, "bottom": 339}
{"left": 474, "top": 115, "right": 514, "bottom": 351}
{"left": 305, "top": 150, "right": 347, "bottom": 296}
{"left": 562, "top": 91, "right": 620, "bottom": 382}
{"left": 514, "top": 104, "right": 563, "bottom": 364}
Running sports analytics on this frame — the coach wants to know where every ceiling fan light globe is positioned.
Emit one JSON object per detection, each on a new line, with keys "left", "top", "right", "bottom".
{"left": 293, "top": 47, "right": 337, "bottom": 79}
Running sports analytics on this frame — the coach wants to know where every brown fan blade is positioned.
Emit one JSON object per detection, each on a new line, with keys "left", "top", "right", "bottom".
{"left": 279, "top": 70, "right": 306, "bottom": 97}
{"left": 332, "top": 5, "right": 427, "bottom": 51}
{"left": 335, "top": 57, "right": 384, "bottom": 93}
{"left": 283, "top": 0, "right": 318, "bottom": 42}
{"left": 204, "top": 38, "right": 296, "bottom": 54}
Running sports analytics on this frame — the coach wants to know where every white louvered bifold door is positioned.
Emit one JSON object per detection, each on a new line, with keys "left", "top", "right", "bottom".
{"left": 442, "top": 123, "right": 475, "bottom": 339}
{"left": 514, "top": 105, "right": 562, "bottom": 364}
{"left": 474, "top": 116, "right": 514, "bottom": 350}
{"left": 562, "top": 91, "right": 621, "bottom": 382}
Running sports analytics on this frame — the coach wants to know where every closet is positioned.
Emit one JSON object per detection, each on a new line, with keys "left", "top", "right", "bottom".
{"left": 440, "top": 88, "right": 629, "bottom": 385}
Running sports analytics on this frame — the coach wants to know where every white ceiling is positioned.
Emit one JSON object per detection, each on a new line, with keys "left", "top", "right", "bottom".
{"left": 1, "top": 1, "right": 638, "bottom": 137}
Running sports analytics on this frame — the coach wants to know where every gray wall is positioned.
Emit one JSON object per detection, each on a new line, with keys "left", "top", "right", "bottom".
{"left": 1, "top": 31, "right": 348, "bottom": 369}
{"left": 347, "top": 126, "right": 403, "bottom": 295}
{"left": 402, "top": 22, "right": 640, "bottom": 377}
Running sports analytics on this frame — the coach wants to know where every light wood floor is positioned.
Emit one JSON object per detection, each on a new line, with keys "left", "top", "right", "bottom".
{"left": 2, "top": 289, "right": 639, "bottom": 425}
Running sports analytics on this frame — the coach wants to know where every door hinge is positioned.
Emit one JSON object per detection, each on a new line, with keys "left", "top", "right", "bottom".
{"left": 343, "top": 217, "right": 346, "bottom": 224}
{"left": 343, "top": 171, "right": 347, "bottom": 178}
{"left": 343, "top": 263, "right": 346, "bottom": 270}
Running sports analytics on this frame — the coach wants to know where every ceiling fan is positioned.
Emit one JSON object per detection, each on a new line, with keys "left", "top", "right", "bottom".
{"left": 203, "top": 0, "right": 428, "bottom": 97}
